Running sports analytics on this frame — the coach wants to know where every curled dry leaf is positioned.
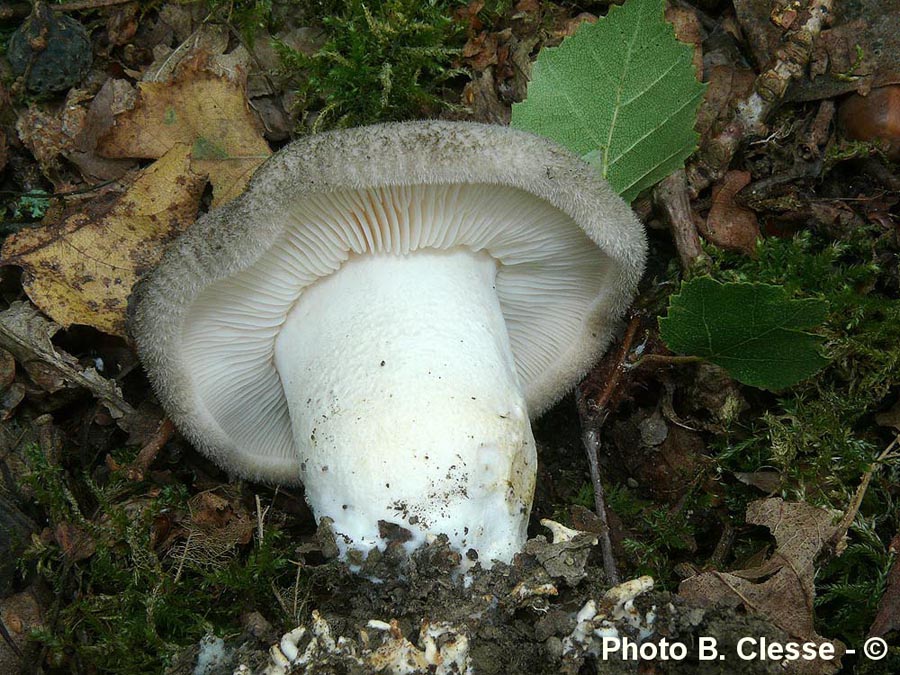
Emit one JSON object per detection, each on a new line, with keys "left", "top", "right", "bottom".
{"left": 98, "top": 52, "right": 271, "bottom": 206}
{"left": 701, "top": 170, "right": 760, "bottom": 254}
{"left": 54, "top": 521, "right": 97, "bottom": 562}
{"left": 0, "top": 302, "right": 135, "bottom": 424}
{"left": 1, "top": 347, "right": 25, "bottom": 421}
{"left": 1, "top": 145, "right": 205, "bottom": 337}
{"left": 679, "top": 498, "right": 845, "bottom": 674}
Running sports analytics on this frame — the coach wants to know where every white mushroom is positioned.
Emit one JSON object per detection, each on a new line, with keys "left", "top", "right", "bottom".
{"left": 129, "top": 121, "right": 646, "bottom": 565}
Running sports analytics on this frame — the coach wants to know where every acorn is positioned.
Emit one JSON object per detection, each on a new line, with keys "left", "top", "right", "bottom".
{"left": 7, "top": 2, "right": 92, "bottom": 94}
{"left": 838, "top": 85, "right": 900, "bottom": 161}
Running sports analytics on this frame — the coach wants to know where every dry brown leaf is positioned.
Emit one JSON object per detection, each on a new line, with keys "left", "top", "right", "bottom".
{"left": 701, "top": 170, "right": 760, "bottom": 255}
{"left": 462, "top": 32, "right": 500, "bottom": 72}
{"left": 98, "top": 53, "right": 271, "bottom": 206}
{"left": 54, "top": 522, "right": 97, "bottom": 562}
{"left": 0, "top": 301, "right": 135, "bottom": 424}
{"left": 733, "top": 469, "right": 782, "bottom": 494}
{"left": 1, "top": 145, "right": 204, "bottom": 338}
{"left": 680, "top": 498, "right": 845, "bottom": 674}
{"left": 665, "top": 5, "right": 702, "bottom": 77}
{"left": 696, "top": 64, "right": 756, "bottom": 138}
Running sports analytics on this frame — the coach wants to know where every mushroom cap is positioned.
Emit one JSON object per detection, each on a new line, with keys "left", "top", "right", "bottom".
{"left": 129, "top": 121, "right": 647, "bottom": 484}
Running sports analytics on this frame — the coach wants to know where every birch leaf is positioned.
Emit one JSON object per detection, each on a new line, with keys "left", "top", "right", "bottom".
{"left": 511, "top": 0, "right": 705, "bottom": 202}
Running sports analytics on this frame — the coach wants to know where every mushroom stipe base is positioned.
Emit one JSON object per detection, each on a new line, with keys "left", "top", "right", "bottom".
{"left": 275, "top": 249, "right": 537, "bottom": 564}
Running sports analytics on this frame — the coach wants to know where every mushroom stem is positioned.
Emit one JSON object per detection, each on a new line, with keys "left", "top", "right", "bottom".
{"left": 274, "top": 249, "right": 537, "bottom": 564}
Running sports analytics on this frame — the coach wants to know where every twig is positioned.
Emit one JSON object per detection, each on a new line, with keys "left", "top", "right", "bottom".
{"left": 54, "top": 0, "right": 135, "bottom": 12}
{"left": 686, "top": 0, "right": 835, "bottom": 197}
{"left": 0, "top": 616, "right": 21, "bottom": 657}
{"left": 0, "top": 0, "right": 134, "bottom": 18}
{"left": 573, "top": 314, "right": 642, "bottom": 585}
{"left": 120, "top": 418, "right": 174, "bottom": 481}
{"left": 799, "top": 100, "right": 835, "bottom": 160}
{"left": 173, "top": 529, "right": 193, "bottom": 584}
{"left": 255, "top": 493, "right": 272, "bottom": 544}
{"left": 575, "top": 389, "right": 618, "bottom": 585}
{"left": 827, "top": 434, "right": 900, "bottom": 554}
{"left": 654, "top": 169, "right": 708, "bottom": 272}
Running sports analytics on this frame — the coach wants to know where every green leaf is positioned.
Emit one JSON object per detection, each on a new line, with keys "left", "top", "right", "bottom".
{"left": 659, "top": 278, "right": 831, "bottom": 391}
{"left": 510, "top": 0, "right": 705, "bottom": 203}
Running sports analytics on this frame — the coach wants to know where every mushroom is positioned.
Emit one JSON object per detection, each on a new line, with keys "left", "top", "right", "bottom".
{"left": 129, "top": 121, "right": 646, "bottom": 565}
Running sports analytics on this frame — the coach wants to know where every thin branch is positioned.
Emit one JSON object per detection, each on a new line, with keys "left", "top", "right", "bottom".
{"left": 654, "top": 169, "right": 708, "bottom": 272}
{"left": 575, "top": 388, "right": 619, "bottom": 585}
{"left": 573, "top": 314, "right": 642, "bottom": 585}
{"left": 630, "top": 354, "right": 704, "bottom": 368}
{"left": 122, "top": 418, "right": 175, "bottom": 481}
{"left": 827, "top": 434, "right": 900, "bottom": 554}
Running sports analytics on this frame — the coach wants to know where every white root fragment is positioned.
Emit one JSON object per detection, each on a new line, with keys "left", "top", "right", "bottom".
{"left": 539, "top": 518, "right": 590, "bottom": 544}
{"left": 256, "top": 612, "right": 472, "bottom": 675}
{"left": 563, "top": 576, "right": 657, "bottom": 657}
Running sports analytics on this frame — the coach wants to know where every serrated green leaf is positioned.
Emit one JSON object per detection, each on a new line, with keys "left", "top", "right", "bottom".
{"left": 510, "top": 0, "right": 705, "bottom": 202}
{"left": 659, "top": 278, "right": 831, "bottom": 391}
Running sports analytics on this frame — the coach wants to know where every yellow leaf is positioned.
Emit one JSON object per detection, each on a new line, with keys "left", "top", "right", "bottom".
{"left": 98, "top": 55, "right": 271, "bottom": 206}
{"left": 1, "top": 145, "right": 205, "bottom": 337}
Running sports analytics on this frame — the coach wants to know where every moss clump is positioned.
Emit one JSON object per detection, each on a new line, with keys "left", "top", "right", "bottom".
{"left": 19, "top": 443, "right": 300, "bottom": 674}
{"left": 275, "top": 0, "right": 465, "bottom": 131}
{"left": 705, "top": 224, "right": 900, "bottom": 643}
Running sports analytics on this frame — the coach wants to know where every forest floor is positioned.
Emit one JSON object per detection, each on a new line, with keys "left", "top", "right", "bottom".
{"left": 0, "top": 0, "right": 898, "bottom": 673}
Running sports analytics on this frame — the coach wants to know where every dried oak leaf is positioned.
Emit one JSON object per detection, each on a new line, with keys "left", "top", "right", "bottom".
{"left": 98, "top": 53, "right": 271, "bottom": 206}
{"left": 680, "top": 498, "right": 845, "bottom": 674}
{"left": 1, "top": 145, "right": 204, "bottom": 338}
{"left": 0, "top": 301, "right": 135, "bottom": 424}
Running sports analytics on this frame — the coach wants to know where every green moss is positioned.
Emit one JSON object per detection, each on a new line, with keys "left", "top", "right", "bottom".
{"left": 204, "top": 0, "right": 277, "bottom": 41}
{"left": 19, "top": 444, "right": 301, "bottom": 674}
{"left": 606, "top": 484, "right": 703, "bottom": 586}
{"left": 274, "top": 0, "right": 466, "bottom": 131}
{"left": 705, "top": 225, "right": 900, "bottom": 642}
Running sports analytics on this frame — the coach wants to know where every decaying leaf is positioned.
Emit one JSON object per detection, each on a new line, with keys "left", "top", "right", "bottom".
{"left": 1, "top": 145, "right": 205, "bottom": 337}
{"left": 701, "top": 170, "right": 760, "bottom": 255}
{"left": 680, "top": 498, "right": 845, "bottom": 674}
{"left": 875, "top": 398, "right": 900, "bottom": 430}
{"left": 165, "top": 490, "right": 255, "bottom": 570}
{"left": 98, "top": 53, "right": 271, "bottom": 206}
{"left": 0, "top": 302, "right": 134, "bottom": 424}
{"left": 54, "top": 521, "right": 97, "bottom": 562}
